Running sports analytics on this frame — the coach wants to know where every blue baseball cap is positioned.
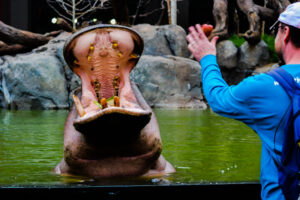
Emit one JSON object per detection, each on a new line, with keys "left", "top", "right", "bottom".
{"left": 270, "top": 2, "right": 300, "bottom": 30}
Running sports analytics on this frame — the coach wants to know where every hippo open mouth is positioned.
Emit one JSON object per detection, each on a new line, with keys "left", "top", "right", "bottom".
{"left": 64, "top": 25, "right": 151, "bottom": 137}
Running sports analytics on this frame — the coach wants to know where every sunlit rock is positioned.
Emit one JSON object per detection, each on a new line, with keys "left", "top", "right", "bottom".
{"left": 132, "top": 24, "right": 190, "bottom": 58}
{"left": 217, "top": 40, "right": 238, "bottom": 69}
{"left": 131, "top": 55, "right": 207, "bottom": 109}
{"left": 239, "top": 40, "right": 270, "bottom": 70}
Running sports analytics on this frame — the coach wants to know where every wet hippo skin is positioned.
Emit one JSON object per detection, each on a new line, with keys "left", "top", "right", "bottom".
{"left": 54, "top": 24, "right": 175, "bottom": 178}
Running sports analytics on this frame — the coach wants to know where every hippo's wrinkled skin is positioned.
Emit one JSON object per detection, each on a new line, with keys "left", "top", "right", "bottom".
{"left": 54, "top": 24, "right": 175, "bottom": 178}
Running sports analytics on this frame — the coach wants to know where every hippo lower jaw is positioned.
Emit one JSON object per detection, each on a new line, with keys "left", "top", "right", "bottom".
{"left": 72, "top": 84, "right": 152, "bottom": 137}
{"left": 56, "top": 84, "right": 175, "bottom": 178}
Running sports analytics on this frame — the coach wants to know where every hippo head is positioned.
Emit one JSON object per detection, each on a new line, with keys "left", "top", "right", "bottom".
{"left": 63, "top": 24, "right": 150, "bottom": 135}
{"left": 56, "top": 24, "right": 175, "bottom": 178}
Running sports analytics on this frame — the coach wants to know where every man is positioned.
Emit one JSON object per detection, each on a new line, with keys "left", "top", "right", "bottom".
{"left": 186, "top": 2, "right": 300, "bottom": 199}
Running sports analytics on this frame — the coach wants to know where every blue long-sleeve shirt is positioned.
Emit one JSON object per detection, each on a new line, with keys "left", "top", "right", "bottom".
{"left": 200, "top": 54, "right": 300, "bottom": 199}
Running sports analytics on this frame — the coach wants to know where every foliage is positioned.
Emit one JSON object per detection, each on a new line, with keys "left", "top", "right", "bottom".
{"left": 229, "top": 34, "right": 278, "bottom": 63}
{"left": 261, "top": 34, "right": 279, "bottom": 63}
{"left": 228, "top": 34, "right": 246, "bottom": 48}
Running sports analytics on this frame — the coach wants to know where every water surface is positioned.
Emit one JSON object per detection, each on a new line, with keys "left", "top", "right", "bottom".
{"left": 0, "top": 109, "right": 261, "bottom": 186}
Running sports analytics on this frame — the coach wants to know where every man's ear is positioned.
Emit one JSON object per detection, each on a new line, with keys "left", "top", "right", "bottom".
{"left": 283, "top": 26, "right": 290, "bottom": 44}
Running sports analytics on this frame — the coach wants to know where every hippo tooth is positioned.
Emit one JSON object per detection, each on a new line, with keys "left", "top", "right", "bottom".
{"left": 89, "top": 44, "right": 95, "bottom": 51}
{"left": 101, "top": 98, "right": 108, "bottom": 109}
{"left": 112, "top": 42, "right": 118, "bottom": 49}
{"left": 93, "top": 79, "right": 101, "bottom": 102}
{"left": 114, "top": 96, "right": 120, "bottom": 107}
{"left": 130, "top": 53, "right": 139, "bottom": 59}
{"left": 117, "top": 52, "right": 123, "bottom": 58}
{"left": 72, "top": 94, "right": 86, "bottom": 117}
{"left": 113, "top": 76, "right": 120, "bottom": 96}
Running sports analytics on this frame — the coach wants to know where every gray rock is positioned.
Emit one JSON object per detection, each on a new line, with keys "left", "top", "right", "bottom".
{"left": 239, "top": 40, "right": 270, "bottom": 70}
{"left": 0, "top": 32, "right": 73, "bottom": 109}
{"left": 0, "top": 27, "right": 277, "bottom": 110}
{"left": 216, "top": 40, "right": 238, "bottom": 69}
{"left": 0, "top": 53, "right": 69, "bottom": 109}
{"left": 0, "top": 29, "right": 205, "bottom": 110}
{"left": 252, "top": 63, "right": 280, "bottom": 75}
{"left": 133, "top": 24, "right": 190, "bottom": 58}
{"left": 131, "top": 55, "right": 207, "bottom": 109}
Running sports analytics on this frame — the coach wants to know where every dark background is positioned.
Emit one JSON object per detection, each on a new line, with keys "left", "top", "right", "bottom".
{"left": 0, "top": 0, "right": 215, "bottom": 33}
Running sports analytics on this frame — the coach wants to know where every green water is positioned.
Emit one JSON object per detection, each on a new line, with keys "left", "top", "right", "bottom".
{"left": 0, "top": 109, "right": 261, "bottom": 186}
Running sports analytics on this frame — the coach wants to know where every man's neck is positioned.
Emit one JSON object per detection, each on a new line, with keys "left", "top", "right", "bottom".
{"left": 283, "top": 43, "right": 300, "bottom": 64}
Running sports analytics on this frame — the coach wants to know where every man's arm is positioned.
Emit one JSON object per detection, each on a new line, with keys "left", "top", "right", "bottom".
{"left": 187, "top": 24, "right": 253, "bottom": 122}
{"left": 200, "top": 54, "right": 251, "bottom": 122}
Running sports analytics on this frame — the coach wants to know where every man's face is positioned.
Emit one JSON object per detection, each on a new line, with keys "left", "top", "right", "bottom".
{"left": 275, "top": 23, "right": 285, "bottom": 61}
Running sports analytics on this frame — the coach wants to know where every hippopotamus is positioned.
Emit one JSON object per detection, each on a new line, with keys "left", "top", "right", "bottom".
{"left": 54, "top": 24, "right": 175, "bottom": 178}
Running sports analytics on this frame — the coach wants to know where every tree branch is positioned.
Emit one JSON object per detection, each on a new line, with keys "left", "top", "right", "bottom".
{"left": 0, "top": 21, "right": 51, "bottom": 48}
{"left": 0, "top": 41, "right": 29, "bottom": 56}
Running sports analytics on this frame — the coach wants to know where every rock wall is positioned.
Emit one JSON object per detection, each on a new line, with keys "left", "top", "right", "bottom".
{"left": 0, "top": 32, "right": 74, "bottom": 109}
{"left": 216, "top": 39, "right": 273, "bottom": 85}
{"left": 131, "top": 55, "right": 206, "bottom": 109}
{"left": 0, "top": 24, "right": 276, "bottom": 110}
{"left": 133, "top": 24, "right": 190, "bottom": 58}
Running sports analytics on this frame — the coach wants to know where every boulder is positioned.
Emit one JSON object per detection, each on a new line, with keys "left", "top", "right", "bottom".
{"left": 239, "top": 40, "right": 270, "bottom": 70}
{"left": 131, "top": 55, "right": 207, "bottom": 109}
{"left": 0, "top": 26, "right": 277, "bottom": 110}
{"left": 132, "top": 24, "right": 190, "bottom": 58}
{"left": 252, "top": 63, "right": 280, "bottom": 75}
{"left": 216, "top": 40, "right": 238, "bottom": 69}
{"left": 0, "top": 54, "right": 68, "bottom": 109}
{"left": 0, "top": 32, "right": 74, "bottom": 109}
{"left": 0, "top": 30, "right": 206, "bottom": 110}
